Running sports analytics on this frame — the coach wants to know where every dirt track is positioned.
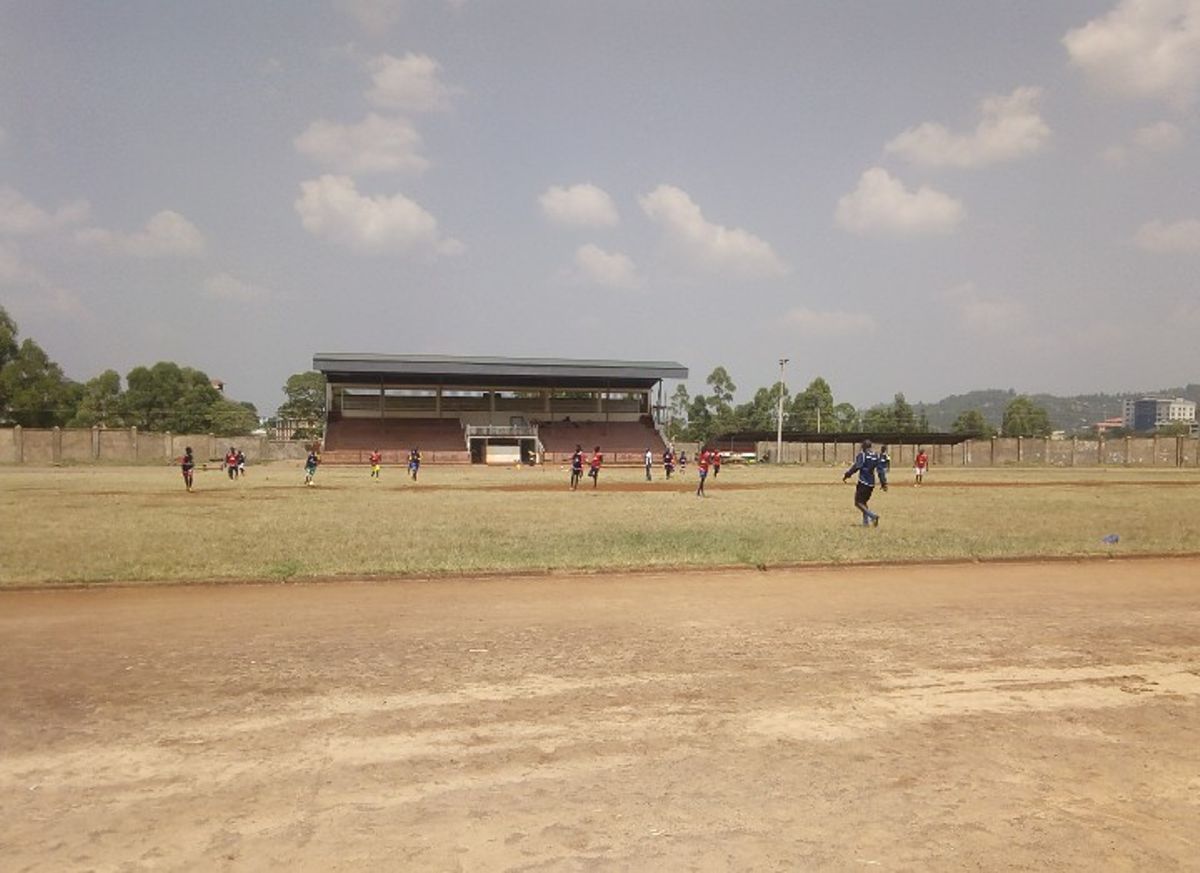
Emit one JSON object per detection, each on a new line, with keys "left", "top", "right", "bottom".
{"left": 2, "top": 560, "right": 1199, "bottom": 871}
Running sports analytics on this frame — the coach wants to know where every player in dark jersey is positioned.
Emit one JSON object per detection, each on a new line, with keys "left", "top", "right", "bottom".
{"left": 570, "top": 444, "right": 584, "bottom": 490}
{"left": 181, "top": 446, "right": 195, "bottom": 492}
{"left": 663, "top": 447, "right": 674, "bottom": 479}
{"left": 304, "top": 450, "right": 320, "bottom": 486}
{"left": 843, "top": 439, "right": 888, "bottom": 526}
{"left": 408, "top": 447, "right": 421, "bottom": 481}
{"left": 696, "top": 447, "right": 710, "bottom": 497}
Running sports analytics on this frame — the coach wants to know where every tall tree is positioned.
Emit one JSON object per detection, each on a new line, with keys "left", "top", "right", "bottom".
{"left": 0, "top": 305, "right": 18, "bottom": 370}
{"left": 0, "top": 338, "right": 79, "bottom": 427}
{"left": 278, "top": 370, "right": 327, "bottom": 433}
{"left": 705, "top": 366, "right": 736, "bottom": 407}
{"left": 1002, "top": 396, "right": 1052, "bottom": 437}
{"left": 124, "top": 362, "right": 221, "bottom": 432}
{"left": 666, "top": 384, "right": 690, "bottom": 439}
{"left": 209, "top": 399, "right": 260, "bottom": 435}
{"left": 69, "top": 369, "right": 124, "bottom": 428}
{"left": 891, "top": 392, "right": 917, "bottom": 432}
{"left": 790, "top": 377, "right": 834, "bottom": 431}
{"left": 830, "top": 402, "right": 860, "bottom": 432}
{"left": 951, "top": 409, "right": 996, "bottom": 438}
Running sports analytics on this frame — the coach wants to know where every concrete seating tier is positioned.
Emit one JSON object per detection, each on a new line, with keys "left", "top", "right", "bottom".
{"left": 324, "top": 417, "right": 466, "bottom": 453}
{"left": 319, "top": 448, "right": 470, "bottom": 466}
{"left": 539, "top": 420, "right": 666, "bottom": 463}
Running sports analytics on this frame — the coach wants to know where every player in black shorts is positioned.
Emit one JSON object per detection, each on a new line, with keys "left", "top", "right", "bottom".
{"left": 570, "top": 444, "right": 584, "bottom": 490}
{"left": 843, "top": 439, "right": 888, "bottom": 526}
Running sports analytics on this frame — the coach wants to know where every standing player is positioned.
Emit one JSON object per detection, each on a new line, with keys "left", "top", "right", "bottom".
{"left": 570, "top": 444, "right": 584, "bottom": 490}
{"left": 369, "top": 448, "right": 382, "bottom": 481}
{"left": 588, "top": 445, "right": 603, "bottom": 489}
{"left": 678, "top": 450, "right": 687, "bottom": 474}
{"left": 408, "top": 447, "right": 422, "bottom": 481}
{"left": 914, "top": 446, "right": 928, "bottom": 486}
{"left": 663, "top": 446, "right": 674, "bottom": 480}
{"left": 644, "top": 447, "right": 653, "bottom": 481}
{"left": 712, "top": 449, "right": 722, "bottom": 478}
{"left": 696, "top": 446, "right": 710, "bottom": 497}
{"left": 304, "top": 449, "right": 320, "bottom": 487}
{"left": 843, "top": 439, "right": 887, "bottom": 526}
{"left": 236, "top": 448, "right": 246, "bottom": 478}
{"left": 225, "top": 446, "right": 238, "bottom": 480}
{"left": 879, "top": 445, "right": 892, "bottom": 478}
{"left": 180, "top": 446, "right": 195, "bottom": 492}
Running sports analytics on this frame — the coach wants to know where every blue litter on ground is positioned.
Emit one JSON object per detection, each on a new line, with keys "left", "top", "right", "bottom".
{"left": 1101, "top": 534, "right": 1120, "bottom": 544}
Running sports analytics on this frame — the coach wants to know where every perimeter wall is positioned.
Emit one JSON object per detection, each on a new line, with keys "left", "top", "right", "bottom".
{"left": 0, "top": 428, "right": 310, "bottom": 465}
{"left": 754, "top": 436, "right": 1199, "bottom": 468}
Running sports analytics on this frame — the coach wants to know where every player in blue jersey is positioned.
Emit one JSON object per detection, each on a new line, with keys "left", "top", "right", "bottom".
{"left": 842, "top": 439, "right": 888, "bottom": 526}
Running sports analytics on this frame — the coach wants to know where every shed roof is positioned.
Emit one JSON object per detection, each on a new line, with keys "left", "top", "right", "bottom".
{"left": 313, "top": 353, "right": 688, "bottom": 388}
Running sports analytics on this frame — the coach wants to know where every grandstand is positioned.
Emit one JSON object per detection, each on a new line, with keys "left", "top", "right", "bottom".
{"left": 314, "top": 354, "right": 688, "bottom": 465}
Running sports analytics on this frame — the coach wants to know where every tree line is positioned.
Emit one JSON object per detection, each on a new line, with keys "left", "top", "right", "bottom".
{"left": 0, "top": 305, "right": 260, "bottom": 434}
{"left": 666, "top": 366, "right": 1053, "bottom": 443}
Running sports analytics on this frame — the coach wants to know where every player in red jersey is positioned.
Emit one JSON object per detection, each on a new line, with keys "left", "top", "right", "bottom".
{"left": 712, "top": 449, "right": 722, "bottom": 478}
{"left": 588, "top": 446, "right": 603, "bottom": 488}
{"left": 180, "top": 446, "right": 195, "bottom": 492}
{"left": 696, "top": 447, "right": 710, "bottom": 497}
{"left": 369, "top": 449, "right": 382, "bottom": 480}
{"left": 914, "top": 447, "right": 928, "bottom": 486}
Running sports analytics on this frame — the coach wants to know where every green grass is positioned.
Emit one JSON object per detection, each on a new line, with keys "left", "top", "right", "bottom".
{"left": 1, "top": 461, "right": 1198, "bottom": 585}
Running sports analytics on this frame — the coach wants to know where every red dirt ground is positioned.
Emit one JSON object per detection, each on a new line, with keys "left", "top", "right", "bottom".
{"left": 2, "top": 559, "right": 1198, "bottom": 871}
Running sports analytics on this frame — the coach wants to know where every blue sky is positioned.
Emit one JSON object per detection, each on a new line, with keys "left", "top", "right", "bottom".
{"left": 2, "top": 0, "right": 1198, "bottom": 414}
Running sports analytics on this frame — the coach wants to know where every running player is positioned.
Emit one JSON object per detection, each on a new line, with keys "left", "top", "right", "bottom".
{"left": 842, "top": 439, "right": 887, "bottom": 526}
{"left": 236, "top": 449, "right": 246, "bottom": 477}
{"left": 588, "top": 446, "right": 602, "bottom": 488}
{"left": 678, "top": 451, "right": 687, "bottom": 473}
{"left": 570, "top": 444, "right": 584, "bottom": 490}
{"left": 712, "top": 449, "right": 722, "bottom": 478}
{"left": 408, "top": 447, "right": 421, "bottom": 481}
{"left": 181, "top": 446, "right": 195, "bottom": 492}
{"left": 304, "top": 449, "right": 320, "bottom": 486}
{"left": 914, "top": 447, "right": 928, "bottom": 486}
{"left": 644, "top": 447, "right": 653, "bottom": 481}
{"left": 369, "top": 448, "right": 382, "bottom": 480}
{"left": 663, "top": 447, "right": 674, "bottom": 480}
{"left": 696, "top": 446, "right": 710, "bottom": 497}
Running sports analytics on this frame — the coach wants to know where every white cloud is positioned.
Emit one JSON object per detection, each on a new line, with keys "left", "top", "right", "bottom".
{"left": 1133, "top": 120, "right": 1185, "bottom": 150}
{"left": 294, "top": 174, "right": 463, "bottom": 255}
{"left": 1064, "top": 0, "right": 1200, "bottom": 106}
{"left": 203, "top": 272, "right": 275, "bottom": 303}
{"left": 638, "top": 184, "right": 787, "bottom": 279}
{"left": 886, "top": 87, "right": 1051, "bottom": 169}
{"left": 0, "top": 187, "right": 90, "bottom": 235}
{"left": 1134, "top": 217, "right": 1200, "bottom": 252}
{"left": 572, "top": 244, "right": 641, "bottom": 289}
{"left": 366, "top": 53, "right": 460, "bottom": 112}
{"left": 539, "top": 183, "right": 619, "bottom": 228}
{"left": 944, "top": 283, "right": 1028, "bottom": 334}
{"left": 783, "top": 307, "right": 876, "bottom": 338}
{"left": 338, "top": 0, "right": 406, "bottom": 33}
{"left": 295, "top": 113, "right": 429, "bottom": 175}
{"left": 835, "top": 168, "right": 965, "bottom": 236}
{"left": 0, "top": 241, "right": 85, "bottom": 316}
{"left": 75, "top": 210, "right": 205, "bottom": 258}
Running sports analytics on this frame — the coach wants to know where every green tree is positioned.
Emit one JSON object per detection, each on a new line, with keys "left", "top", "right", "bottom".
{"left": 0, "top": 338, "right": 79, "bottom": 426}
{"left": 951, "top": 409, "right": 996, "bottom": 438}
{"left": 124, "top": 362, "right": 222, "bottom": 432}
{"left": 278, "top": 371, "right": 327, "bottom": 435}
{"left": 705, "top": 366, "right": 736, "bottom": 407}
{"left": 1002, "top": 396, "right": 1052, "bottom": 437}
{"left": 666, "top": 384, "right": 690, "bottom": 439}
{"left": 737, "top": 382, "right": 789, "bottom": 432}
{"left": 891, "top": 392, "right": 916, "bottom": 432}
{"left": 830, "top": 402, "right": 860, "bottom": 432}
{"left": 0, "top": 306, "right": 18, "bottom": 370}
{"left": 69, "top": 369, "right": 124, "bottom": 428}
{"left": 683, "top": 394, "right": 714, "bottom": 442}
{"left": 790, "top": 377, "right": 834, "bottom": 431}
{"left": 861, "top": 404, "right": 896, "bottom": 432}
{"left": 210, "top": 399, "right": 260, "bottom": 435}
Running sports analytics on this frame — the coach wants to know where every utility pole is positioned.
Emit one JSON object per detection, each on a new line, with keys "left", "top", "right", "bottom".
{"left": 776, "top": 357, "right": 789, "bottom": 464}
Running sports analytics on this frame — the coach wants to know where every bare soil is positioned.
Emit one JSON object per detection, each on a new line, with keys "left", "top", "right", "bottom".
{"left": 2, "top": 560, "right": 1198, "bottom": 871}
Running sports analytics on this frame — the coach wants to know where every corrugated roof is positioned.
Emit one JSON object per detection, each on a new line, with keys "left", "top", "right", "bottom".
{"left": 313, "top": 353, "right": 688, "bottom": 386}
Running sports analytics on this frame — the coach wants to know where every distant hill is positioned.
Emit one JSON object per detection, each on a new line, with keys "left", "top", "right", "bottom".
{"left": 913, "top": 384, "right": 1200, "bottom": 434}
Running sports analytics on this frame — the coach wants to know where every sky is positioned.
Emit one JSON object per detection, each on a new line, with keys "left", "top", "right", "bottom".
{"left": 1, "top": 0, "right": 1198, "bottom": 415}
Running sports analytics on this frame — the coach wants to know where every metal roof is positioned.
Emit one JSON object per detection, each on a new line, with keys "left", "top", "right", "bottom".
{"left": 313, "top": 353, "right": 688, "bottom": 388}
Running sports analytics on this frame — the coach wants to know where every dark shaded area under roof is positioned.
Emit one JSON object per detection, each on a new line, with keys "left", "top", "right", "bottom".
{"left": 713, "top": 431, "right": 970, "bottom": 447}
{"left": 313, "top": 353, "right": 688, "bottom": 389}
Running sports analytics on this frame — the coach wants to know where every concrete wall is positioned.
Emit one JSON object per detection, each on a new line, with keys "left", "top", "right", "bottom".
{"left": 753, "top": 436, "right": 1200, "bottom": 468}
{"left": 0, "top": 427, "right": 312, "bottom": 465}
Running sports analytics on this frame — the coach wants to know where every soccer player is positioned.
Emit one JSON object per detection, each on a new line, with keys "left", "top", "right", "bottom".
{"left": 304, "top": 450, "right": 320, "bottom": 487}
{"left": 678, "top": 450, "right": 687, "bottom": 473}
{"left": 588, "top": 446, "right": 603, "bottom": 488}
{"left": 712, "top": 449, "right": 722, "bottom": 478}
{"left": 225, "top": 446, "right": 238, "bottom": 480}
{"left": 663, "top": 447, "right": 674, "bottom": 480}
{"left": 181, "top": 446, "right": 195, "bottom": 492}
{"left": 644, "top": 447, "right": 653, "bottom": 481}
{"left": 408, "top": 447, "right": 421, "bottom": 481}
{"left": 369, "top": 448, "right": 382, "bottom": 480}
{"left": 843, "top": 439, "right": 888, "bottom": 526}
{"left": 914, "top": 447, "right": 928, "bottom": 486}
{"left": 879, "top": 445, "right": 892, "bottom": 477}
{"left": 570, "top": 444, "right": 584, "bottom": 490}
{"left": 696, "top": 446, "right": 710, "bottom": 497}
{"left": 236, "top": 448, "right": 246, "bottom": 477}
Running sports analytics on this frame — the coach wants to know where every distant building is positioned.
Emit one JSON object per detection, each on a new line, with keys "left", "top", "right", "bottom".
{"left": 1122, "top": 397, "right": 1197, "bottom": 433}
{"left": 1093, "top": 416, "right": 1124, "bottom": 435}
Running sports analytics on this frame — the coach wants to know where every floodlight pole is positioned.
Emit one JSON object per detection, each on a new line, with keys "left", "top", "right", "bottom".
{"left": 776, "top": 357, "right": 789, "bottom": 464}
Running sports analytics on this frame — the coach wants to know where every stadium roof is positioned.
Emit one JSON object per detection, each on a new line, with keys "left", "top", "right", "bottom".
{"left": 313, "top": 353, "right": 688, "bottom": 389}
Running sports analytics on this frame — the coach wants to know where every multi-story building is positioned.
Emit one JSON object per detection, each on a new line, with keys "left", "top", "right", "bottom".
{"left": 1121, "top": 397, "right": 1197, "bottom": 432}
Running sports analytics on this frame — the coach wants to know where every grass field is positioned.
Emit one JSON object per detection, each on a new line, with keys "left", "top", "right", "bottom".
{"left": 2, "top": 461, "right": 1198, "bottom": 585}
